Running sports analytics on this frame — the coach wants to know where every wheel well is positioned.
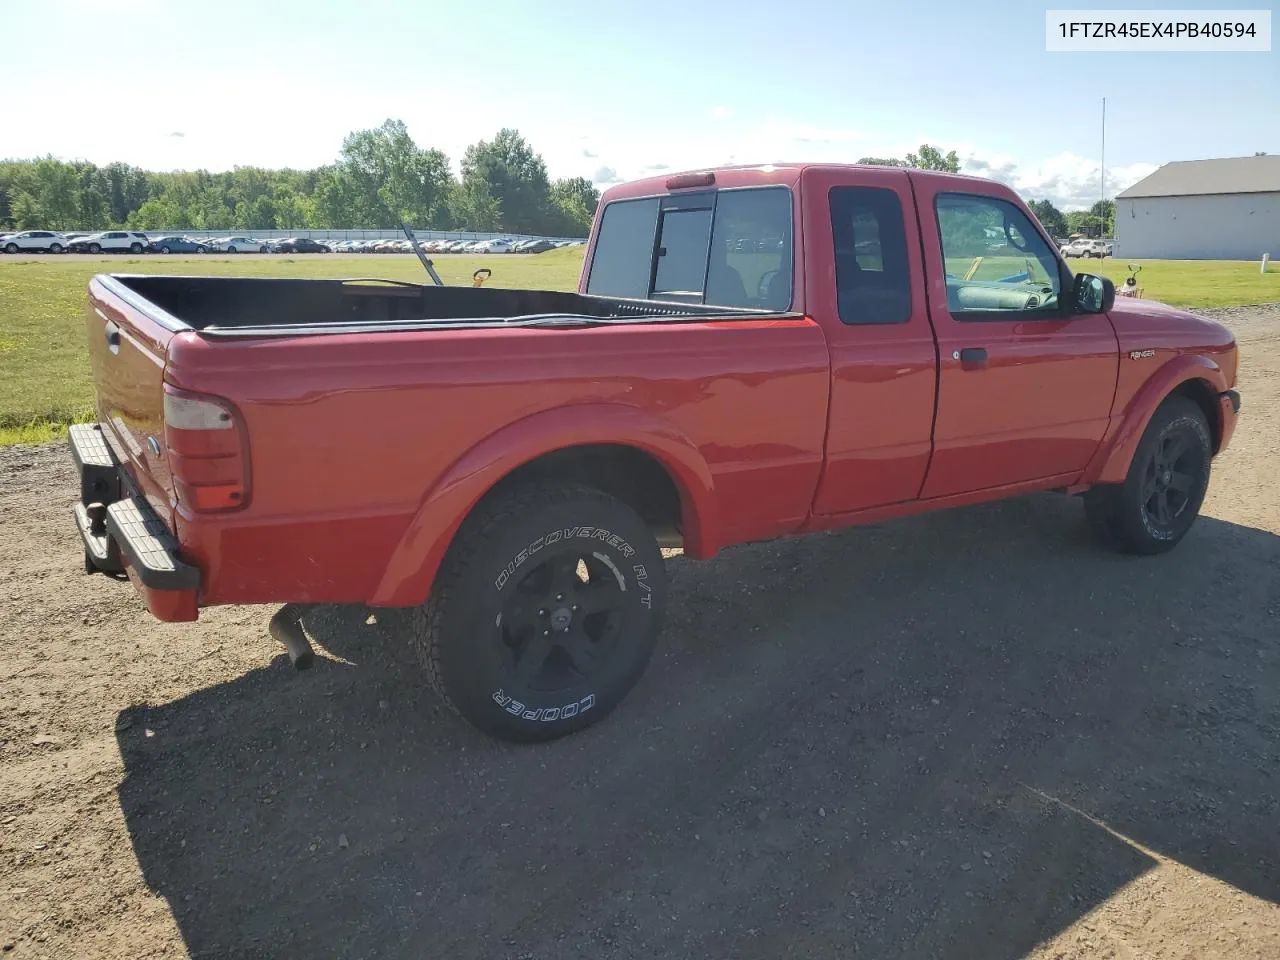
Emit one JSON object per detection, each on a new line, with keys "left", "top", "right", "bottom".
{"left": 481, "top": 444, "right": 685, "bottom": 547}
{"left": 1168, "top": 378, "right": 1221, "bottom": 452}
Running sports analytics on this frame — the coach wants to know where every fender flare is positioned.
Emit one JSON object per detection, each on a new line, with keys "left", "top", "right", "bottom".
{"left": 1083, "top": 354, "right": 1228, "bottom": 486}
{"left": 368, "top": 403, "right": 718, "bottom": 607}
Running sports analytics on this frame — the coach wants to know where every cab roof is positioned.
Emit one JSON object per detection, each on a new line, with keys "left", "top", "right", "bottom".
{"left": 598, "top": 162, "right": 1006, "bottom": 203}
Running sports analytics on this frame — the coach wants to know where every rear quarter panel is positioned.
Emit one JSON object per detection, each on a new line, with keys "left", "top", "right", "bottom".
{"left": 164, "top": 318, "right": 831, "bottom": 607}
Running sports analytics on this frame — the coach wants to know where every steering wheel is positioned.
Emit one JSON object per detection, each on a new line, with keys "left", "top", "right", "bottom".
{"left": 756, "top": 269, "right": 780, "bottom": 302}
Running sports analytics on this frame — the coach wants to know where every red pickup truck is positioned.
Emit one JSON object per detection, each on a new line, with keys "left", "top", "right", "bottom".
{"left": 70, "top": 163, "right": 1240, "bottom": 742}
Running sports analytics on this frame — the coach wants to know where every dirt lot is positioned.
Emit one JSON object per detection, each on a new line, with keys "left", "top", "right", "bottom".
{"left": 2, "top": 305, "right": 1278, "bottom": 959}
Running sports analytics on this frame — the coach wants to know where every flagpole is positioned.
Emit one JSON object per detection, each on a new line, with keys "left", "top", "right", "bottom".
{"left": 1100, "top": 96, "right": 1106, "bottom": 238}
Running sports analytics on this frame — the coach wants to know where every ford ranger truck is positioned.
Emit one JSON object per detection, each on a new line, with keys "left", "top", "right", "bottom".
{"left": 69, "top": 163, "right": 1241, "bottom": 742}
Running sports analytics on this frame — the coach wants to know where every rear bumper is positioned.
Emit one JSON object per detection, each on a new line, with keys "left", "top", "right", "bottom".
{"left": 1218, "top": 389, "right": 1241, "bottom": 453}
{"left": 69, "top": 422, "right": 201, "bottom": 622}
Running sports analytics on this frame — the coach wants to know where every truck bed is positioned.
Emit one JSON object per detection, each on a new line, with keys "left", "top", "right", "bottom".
{"left": 107, "top": 275, "right": 772, "bottom": 337}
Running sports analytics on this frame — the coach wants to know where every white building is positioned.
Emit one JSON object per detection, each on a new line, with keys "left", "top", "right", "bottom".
{"left": 1114, "top": 154, "right": 1280, "bottom": 260}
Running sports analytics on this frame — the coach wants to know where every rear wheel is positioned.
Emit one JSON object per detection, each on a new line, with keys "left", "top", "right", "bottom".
{"left": 410, "top": 481, "right": 667, "bottom": 742}
{"left": 1083, "top": 396, "right": 1212, "bottom": 554}
{"left": 49, "top": 243, "right": 63, "bottom": 253}
{"left": 129, "top": 242, "right": 142, "bottom": 253}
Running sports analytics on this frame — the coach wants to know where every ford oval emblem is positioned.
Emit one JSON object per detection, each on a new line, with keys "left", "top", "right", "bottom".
{"left": 147, "top": 436, "right": 162, "bottom": 457}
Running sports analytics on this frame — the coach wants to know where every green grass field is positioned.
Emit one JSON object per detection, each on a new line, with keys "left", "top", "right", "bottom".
{"left": 0, "top": 247, "right": 1276, "bottom": 445}
{"left": 950, "top": 254, "right": 1279, "bottom": 309}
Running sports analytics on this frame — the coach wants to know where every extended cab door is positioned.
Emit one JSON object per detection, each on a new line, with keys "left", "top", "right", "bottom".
{"left": 803, "top": 167, "right": 940, "bottom": 515}
{"left": 911, "top": 176, "right": 1119, "bottom": 498}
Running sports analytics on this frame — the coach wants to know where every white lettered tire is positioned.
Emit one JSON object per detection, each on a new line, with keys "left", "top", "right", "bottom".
{"left": 411, "top": 481, "right": 667, "bottom": 742}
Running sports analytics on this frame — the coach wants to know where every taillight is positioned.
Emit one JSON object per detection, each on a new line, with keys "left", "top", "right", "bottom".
{"left": 163, "top": 384, "right": 250, "bottom": 512}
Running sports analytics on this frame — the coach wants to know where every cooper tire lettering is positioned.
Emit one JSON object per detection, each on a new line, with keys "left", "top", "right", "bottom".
{"left": 489, "top": 693, "right": 596, "bottom": 723}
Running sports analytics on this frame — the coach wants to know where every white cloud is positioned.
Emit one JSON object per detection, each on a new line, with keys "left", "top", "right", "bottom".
{"left": 576, "top": 122, "right": 1159, "bottom": 211}
{"left": 951, "top": 145, "right": 1156, "bottom": 208}
{"left": 709, "top": 106, "right": 733, "bottom": 120}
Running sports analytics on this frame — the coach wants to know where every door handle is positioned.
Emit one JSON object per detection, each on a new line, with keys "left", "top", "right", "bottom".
{"left": 955, "top": 347, "right": 987, "bottom": 368}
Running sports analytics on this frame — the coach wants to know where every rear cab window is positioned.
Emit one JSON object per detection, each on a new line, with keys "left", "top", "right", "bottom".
{"left": 829, "top": 186, "right": 913, "bottom": 325}
{"left": 586, "top": 185, "right": 794, "bottom": 311}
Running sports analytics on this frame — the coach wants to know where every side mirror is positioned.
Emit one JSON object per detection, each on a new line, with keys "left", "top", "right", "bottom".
{"left": 1073, "top": 272, "right": 1115, "bottom": 314}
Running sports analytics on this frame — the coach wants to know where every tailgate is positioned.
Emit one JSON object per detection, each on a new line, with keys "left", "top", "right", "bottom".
{"left": 85, "top": 276, "right": 182, "bottom": 527}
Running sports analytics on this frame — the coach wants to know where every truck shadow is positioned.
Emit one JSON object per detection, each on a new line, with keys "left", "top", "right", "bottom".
{"left": 114, "top": 493, "right": 1280, "bottom": 960}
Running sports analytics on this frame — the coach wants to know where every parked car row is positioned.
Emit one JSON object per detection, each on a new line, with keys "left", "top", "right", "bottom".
{"left": 0, "top": 230, "right": 272, "bottom": 254}
{"left": 0, "top": 230, "right": 587, "bottom": 255}
{"left": 0, "top": 230, "right": 148, "bottom": 254}
{"left": 332, "top": 237, "right": 584, "bottom": 254}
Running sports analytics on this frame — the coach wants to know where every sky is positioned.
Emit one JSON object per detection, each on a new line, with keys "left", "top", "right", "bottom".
{"left": 1, "top": 0, "right": 1275, "bottom": 210}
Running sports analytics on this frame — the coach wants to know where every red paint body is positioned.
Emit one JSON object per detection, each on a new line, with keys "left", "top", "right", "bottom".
{"left": 79, "top": 164, "right": 1240, "bottom": 622}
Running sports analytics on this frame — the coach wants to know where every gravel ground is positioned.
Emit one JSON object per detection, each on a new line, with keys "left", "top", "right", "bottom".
{"left": 1, "top": 305, "right": 1278, "bottom": 959}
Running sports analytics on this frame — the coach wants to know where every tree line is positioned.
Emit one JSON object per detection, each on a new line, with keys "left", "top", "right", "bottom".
{"left": 0, "top": 120, "right": 601, "bottom": 237}
{"left": 0, "top": 129, "right": 1114, "bottom": 239}
{"left": 1028, "top": 199, "right": 1115, "bottom": 239}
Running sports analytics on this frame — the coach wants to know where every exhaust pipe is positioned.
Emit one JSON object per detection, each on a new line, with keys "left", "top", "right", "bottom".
{"left": 269, "top": 604, "right": 315, "bottom": 670}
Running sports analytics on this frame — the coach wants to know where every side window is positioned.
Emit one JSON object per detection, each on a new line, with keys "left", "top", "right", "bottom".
{"left": 585, "top": 198, "right": 660, "bottom": 299}
{"left": 935, "top": 193, "right": 1062, "bottom": 319}
{"left": 707, "top": 187, "right": 792, "bottom": 310}
{"left": 829, "top": 186, "right": 912, "bottom": 325}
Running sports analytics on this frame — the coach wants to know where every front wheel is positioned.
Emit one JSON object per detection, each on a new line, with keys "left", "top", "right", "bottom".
{"left": 88, "top": 243, "right": 101, "bottom": 254}
{"left": 410, "top": 481, "right": 668, "bottom": 742}
{"left": 1083, "top": 396, "right": 1212, "bottom": 554}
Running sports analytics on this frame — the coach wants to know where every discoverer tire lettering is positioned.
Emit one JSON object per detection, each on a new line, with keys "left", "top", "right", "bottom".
{"left": 495, "top": 525, "right": 637, "bottom": 590}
